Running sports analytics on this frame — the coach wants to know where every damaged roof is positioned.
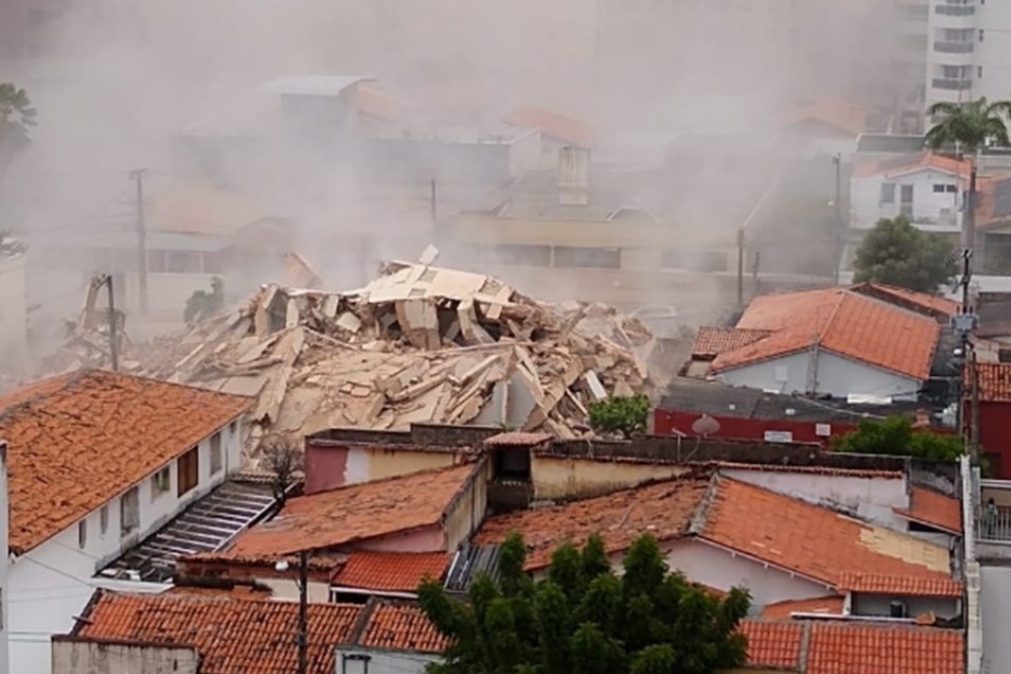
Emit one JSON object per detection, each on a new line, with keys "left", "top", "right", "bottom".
{"left": 0, "top": 370, "right": 250, "bottom": 555}
{"left": 332, "top": 551, "right": 451, "bottom": 593}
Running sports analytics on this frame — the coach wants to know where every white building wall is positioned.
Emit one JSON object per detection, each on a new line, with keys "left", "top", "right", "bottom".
{"left": 8, "top": 421, "right": 242, "bottom": 674}
{"left": 665, "top": 539, "right": 833, "bottom": 611}
{"left": 335, "top": 649, "right": 439, "bottom": 674}
{"left": 51, "top": 640, "right": 199, "bottom": 674}
{"left": 975, "top": 1, "right": 1011, "bottom": 103}
{"left": 0, "top": 253, "right": 28, "bottom": 375}
{"left": 717, "top": 351, "right": 810, "bottom": 395}
{"left": 981, "top": 565, "right": 1011, "bottom": 674}
{"left": 851, "top": 169, "right": 964, "bottom": 232}
{"left": 721, "top": 469, "right": 909, "bottom": 531}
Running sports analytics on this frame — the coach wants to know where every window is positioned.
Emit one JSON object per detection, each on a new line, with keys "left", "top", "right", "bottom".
{"left": 151, "top": 466, "right": 171, "bottom": 500}
{"left": 78, "top": 520, "right": 87, "bottom": 549}
{"left": 980, "top": 29, "right": 985, "bottom": 42}
{"left": 229, "top": 421, "right": 237, "bottom": 434}
{"left": 880, "top": 182, "right": 896, "bottom": 204}
{"left": 177, "top": 447, "right": 199, "bottom": 496}
{"left": 552, "top": 246, "right": 621, "bottom": 269}
{"left": 165, "top": 250, "right": 202, "bottom": 274}
{"left": 121, "top": 487, "right": 140, "bottom": 537}
{"left": 210, "top": 432, "right": 223, "bottom": 475}
{"left": 979, "top": 66, "right": 984, "bottom": 79}
{"left": 100, "top": 505, "right": 109, "bottom": 535}
{"left": 934, "top": 184, "right": 946, "bottom": 193}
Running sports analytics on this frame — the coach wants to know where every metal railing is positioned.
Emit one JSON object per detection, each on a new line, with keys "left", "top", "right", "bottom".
{"left": 932, "top": 78, "right": 972, "bottom": 91}
{"left": 977, "top": 506, "right": 1011, "bottom": 541}
{"left": 936, "top": 4, "right": 975, "bottom": 16}
{"left": 934, "top": 41, "right": 974, "bottom": 53}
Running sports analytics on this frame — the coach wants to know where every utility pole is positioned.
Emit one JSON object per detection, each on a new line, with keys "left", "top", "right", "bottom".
{"left": 832, "top": 153, "right": 843, "bottom": 284}
{"left": 297, "top": 550, "right": 308, "bottom": 674}
{"left": 97, "top": 274, "right": 120, "bottom": 372}
{"left": 736, "top": 227, "right": 745, "bottom": 308}
{"left": 129, "top": 168, "right": 148, "bottom": 315}
{"left": 953, "top": 249, "right": 977, "bottom": 455}
{"left": 430, "top": 178, "right": 438, "bottom": 225}
{"left": 963, "top": 161, "right": 977, "bottom": 253}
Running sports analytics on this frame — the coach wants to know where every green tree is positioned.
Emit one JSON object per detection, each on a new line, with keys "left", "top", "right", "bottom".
{"left": 926, "top": 97, "right": 1011, "bottom": 155}
{"left": 419, "top": 533, "right": 751, "bottom": 674}
{"left": 588, "top": 394, "right": 650, "bottom": 438}
{"left": 852, "top": 216, "right": 956, "bottom": 293}
{"left": 0, "top": 83, "right": 36, "bottom": 189}
{"left": 832, "top": 415, "right": 964, "bottom": 462}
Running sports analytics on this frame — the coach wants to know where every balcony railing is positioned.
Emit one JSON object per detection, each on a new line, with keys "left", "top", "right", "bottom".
{"left": 978, "top": 506, "right": 1011, "bottom": 541}
{"left": 936, "top": 4, "right": 975, "bottom": 16}
{"left": 934, "top": 41, "right": 974, "bottom": 53}
{"left": 932, "top": 78, "right": 972, "bottom": 91}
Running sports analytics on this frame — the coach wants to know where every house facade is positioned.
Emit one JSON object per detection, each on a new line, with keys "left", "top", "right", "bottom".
{"left": 0, "top": 371, "right": 248, "bottom": 674}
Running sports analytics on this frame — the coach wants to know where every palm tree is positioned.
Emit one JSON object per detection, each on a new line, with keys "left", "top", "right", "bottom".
{"left": 0, "top": 83, "right": 36, "bottom": 187}
{"left": 925, "top": 97, "right": 1011, "bottom": 156}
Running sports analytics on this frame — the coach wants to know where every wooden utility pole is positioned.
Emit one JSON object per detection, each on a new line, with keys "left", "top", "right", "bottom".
{"left": 129, "top": 169, "right": 148, "bottom": 314}
{"left": 430, "top": 178, "right": 438, "bottom": 224}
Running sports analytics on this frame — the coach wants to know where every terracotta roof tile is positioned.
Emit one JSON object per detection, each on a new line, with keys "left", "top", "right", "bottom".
{"left": 712, "top": 288, "right": 940, "bottom": 380}
{"left": 835, "top": 572, "right": 963, "bottom": 598}
{"left": 691, "top": 326, "right": 771, "bottom": 359}
{"left": 739, "top": 620, "right": 803, "bottom": 670}
{"left": 893, "top": 486, "right": 963, "bottom": 535}
{"left": 973, "top": 362, "right": 1011, "bottom": 402}
{"left": 356, "top": 86, "right": 404, "bottom": 123}
{"left": 849, "top": 283, "right": 958, "bottom": 320}
{"left": 357, "top": 599, "right": 451, "bottom": 653}
{"left": 760, "top": 595, "right": 845, "bottom": 621}
{"left": 483, "top": 431, "right": 552, "bottom": 447}
{"left": 473, "top": 475, "right": 711, "bottom": 570}
{"left": 77, "top": 591, "right": 363, "bottom": 674}
{"left": 0, "top": 370, "right": 250, "bottom": 554}
{"left": 713, "top": 462, "right": 904, "bottom": 479}
{"left": 805, "top": 622, "right": 964, "bottom": 674}
{"left": 701, "top": 477, "right": 955, "bottom": 592}
{"left": 853, "top": 151, "right": 971, "bottom": 179}
{"left": 332, "top": 552, "right": 450, "bottom": 593}
{"left": 502, "top": 106, "right": 594, "bottom": 147}
{"left": 198, "top": 463, "right": 478, "bottom": 562}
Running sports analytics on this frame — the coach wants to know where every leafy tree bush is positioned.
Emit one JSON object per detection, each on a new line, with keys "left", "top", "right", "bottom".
{"left": 852, "top": 216, "right": 956, "bottom": 293}
{"left": 832, "top": 415, "right": 964, "bottom": 461}
{"left": 588, "top": 394, "right": 650, "bottom": 438}
{"left": 419, "top": 532, "right": 751, "bottom": 674}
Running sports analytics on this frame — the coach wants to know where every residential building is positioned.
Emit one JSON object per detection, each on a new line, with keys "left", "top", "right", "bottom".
{"left": 0, "top": 370, "right": 249, "bottom": 674}
{"left": 0, "top": 241, "right": 28, "bottom": 378}
{"left": 0, "top": 441, "right": 7, "bottom": 674}
{"left": 969, "top": 362, "right": 1011, "bottom": 477}
{"left": 693, "top": 284, "right": 956, "bottom": 400}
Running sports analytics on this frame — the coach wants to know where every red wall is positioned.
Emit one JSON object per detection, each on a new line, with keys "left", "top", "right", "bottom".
{"left": 304, "top": 442, "right": 349, "bottom": 494}
{"left": 979, "top": 402, "right": 1011, "bottom": 478}
{"left": 653, "top": 409, "right": 858, "bottom": 446}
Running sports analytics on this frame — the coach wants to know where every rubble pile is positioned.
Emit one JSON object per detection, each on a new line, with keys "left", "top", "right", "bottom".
{"left": 130, "top": 260, "right": 656, "bottom": 458}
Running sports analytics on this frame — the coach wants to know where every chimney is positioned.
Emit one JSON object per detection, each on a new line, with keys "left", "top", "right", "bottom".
{"left": 557, "top": 145, "right": 590, "bottom": 206}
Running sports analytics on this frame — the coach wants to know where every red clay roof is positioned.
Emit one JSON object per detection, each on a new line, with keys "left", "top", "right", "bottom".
{"left": 804, "top": 622, "right": 963, "bottom": 674}
{"left": 711, "top": 287, "right": 940, "bottom": 381}
{"left": 473, "top": 475, "right": 712, "bottom": 570}
{"left": 358, "top": 599, "right": 451, "bottom": 653}
{"left": 835, "top": 571, "right": 963, "bottom": 598}
{"left": 974, "top": 362, "right": 1011, "bottom": 402}
{"left": 700, "top": 477, "right": 955, "bottom": 593}
{"left": 853, "top": 151, "right": 971, "bottom": 179}
{"left": 0, "top": 370, "right": 250, "bottom": 554}
{"left": 782, "top": 98, "right": 869, "bottom": 137}
{"left": 849, "top": 283, "right": 958, "bottom": 321}
{"left": 760, "top": 595, "right": 845, "bottom": 621}
{"left": 332, "top": 551, "right": 450, "bottom": 592}
{"left": 77, "top": 591, "right": 363, "bottom": 674}
{"left": 893, "top": 486, "right": 963, "bottom": 535}
{"left": 198, "top": 463, "right": 478, "bottom": 562}
{"left": 691, "top": 326, "right": 771, "bottom": 359}
{"left": 502, "top": 106, "right": 594, "bottom": 147}
{"left": 739, "top": 620, "right": 804, "bottom": 670}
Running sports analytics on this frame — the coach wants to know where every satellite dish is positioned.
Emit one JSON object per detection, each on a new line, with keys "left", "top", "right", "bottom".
{"left": 691, "top": 414, "right": 720, "bottom": 437}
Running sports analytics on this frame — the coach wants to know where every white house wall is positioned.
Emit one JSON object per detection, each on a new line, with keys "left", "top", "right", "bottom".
{"left": 665, "top": 539, "right": 833, "bottom": 611}
{"left": 717, "top": 351, "right": 810, "bottom": 396}
{"left": 721, "top": 469, "right": 909, "bottom": 531}
{"left": 851, "top": 169, "right": 964, "bottom": 233}
{"left": 8, "top": 422, "right": 242, "bottom": 674}
{"left": 335, "top": 649, "right": 439, "bottom": 674}
{"left": 981, "top": 565, "right": 1011, "bottom": 674}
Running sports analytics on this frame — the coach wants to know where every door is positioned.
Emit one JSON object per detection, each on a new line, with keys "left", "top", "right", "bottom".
{"left": 900, "top": 184, "right": 914, "bottom": 217}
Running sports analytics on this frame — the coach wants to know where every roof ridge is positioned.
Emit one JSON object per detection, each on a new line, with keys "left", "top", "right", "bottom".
{"left": 348, "top": 595, "right": 379, "bottom": 647}
{"left": 798, "top": 620, "right": 812, "bottom": 673}
{"left": 298, "top": 459, "right": 478, "bottom": 499}
{"left": 688, "top": 472, "right": 723, "bottom": 535}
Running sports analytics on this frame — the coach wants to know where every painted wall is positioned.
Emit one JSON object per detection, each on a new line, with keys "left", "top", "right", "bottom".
{"left": 975, "top": 0, "right": 1011, "bottom": 103}
{"left": 354, "top": 525, "right": 445, "bottom": 554}
{"left": 979, "top": 402, "right": 1011, "bottom": 479}
{"left": 51, "top": 640, "right": 199, "bottom": 674}
{"left": 335, "top": 648, "right": 439, "bottom": 674}
{"left": 718, "top": 350, "right": 920, "bottom": 400}
{"left": 850, "top": 593, "right": 958, "bottom": 620}
{"left": 981, "top": 565, "right": 1011, "bottom": 674}
{"left": 666, "top": 539, "right": 833, "bottom": 610}
{"left": 531, "top": 455, "right": 689, "bottom": 501}
{"left": 8, "top": 421, "right": 242, "bottom": 674}
{"left": 304, "top": 443, "right": 463, "bottom": 494}
{"left": 0, "top": 253, "right": 27, "bottom": 373}
{"left": 653, "top": 409, "right": 856, "bottom": 446}
{"left": 259, "top": 578, "right": 330, "bottom": 603}
{"left": 851, "top": 168, "right": 964, "bottom": 232}
{"left": 443, "top": 464, "right": 489, "bottom": 552}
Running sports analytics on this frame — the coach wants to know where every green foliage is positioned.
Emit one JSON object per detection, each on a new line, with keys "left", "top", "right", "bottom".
{"left": 852, "top": 216, "right": 956, "bottom": 293}
{"left": 926, "top": 97, "right": 1011, "bottom": 154}
{"left": 419, "top": 533, "right": 751, "bottom": 674}
{"left": 184, "top": 276, "right": 225, "bottom": 323}
{"left": 0, "top": 83, "right": 36, "bottom": 190}
{"left": 832, "top": 415, "right": 964, "bottom": 462}
{"left": 588, "top": 394, "right": 650, "bottom": 438}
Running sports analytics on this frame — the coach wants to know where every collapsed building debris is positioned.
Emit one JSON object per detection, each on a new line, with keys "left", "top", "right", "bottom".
{"left": 122, "top": 260, "right": 657, "bottom": 459}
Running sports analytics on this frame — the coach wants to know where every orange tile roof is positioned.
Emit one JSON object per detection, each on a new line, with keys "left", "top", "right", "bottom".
{"left": 700, "top": 477, "right": 955, "bottom": 593}
{"left": 853, "top": 151, "right": 971, "bottom": 179}
{"left": 711, "top": 288, "right": 940, "bottom": 381}
{"left": 332, "top": 552, "right": 450, "bottom": 593}
{"left": 691, "top": 326, "right": 771, "bottom": 359}
{"left": 835, "top": 572, "right": 963, "bottom": 598}
{"left": 357, "top": 599, "right": 451, "bottom": 653}
{"left": 502, "top": 106, "right": 595, "bottom": 147}
{"left": 473, "top": 475, "right": 711, "bottom": 570}
{"left": 760, "top": 595, "right": 845, "bottom": 621}
{"left": 739, "top": 620, "right": 804, "bottom": 670}
{"left": 0, "top": 370, "right": 250, "bottom": 554}
{"left": 483, "top": 431, "right": 552, "bottom": 447}
{"left": 77, "top": 591, "right": 363, "bottom": 674}
{"left": 805, "top": 622, "right": 964, "bottom": 674}
{"left": 973, "top": 362, "right": 1011, "bottom": 402}
{"left": 893, "top": 486, "right": 963, "bottom": 535}
{"left": 849, "top": 283, "right": 958, "bottom": 321}
{"left": 782, "top": 98, "right": 869, "bottom": 137}
{"left": 356, "top": 86, "right": 404, "bottom": 123}
{"left": 198, "top": 463, "right": 478, "bottom": 562}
